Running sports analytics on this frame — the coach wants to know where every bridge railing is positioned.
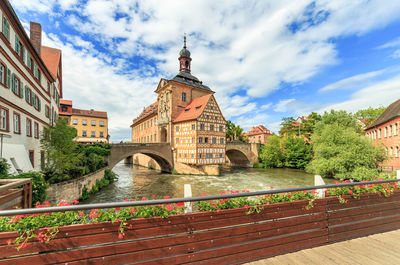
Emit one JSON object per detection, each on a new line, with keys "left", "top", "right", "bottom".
{"left": 1, "top": 178, "right": 400, "bottom": 264}
{"left": 0, "top": 178, "right": 398, "bottom": 216}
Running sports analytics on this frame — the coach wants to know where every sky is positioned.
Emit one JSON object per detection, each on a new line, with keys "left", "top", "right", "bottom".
{"left": 9, "top": 0, "right": 400, "bottom": 142}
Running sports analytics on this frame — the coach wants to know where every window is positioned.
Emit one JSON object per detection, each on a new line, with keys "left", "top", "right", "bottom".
{"left": 192, "top": 124, "right": 195, "bottom": 130}
{"left": 82, "top": 119, "right": 87, "bottom": 125}
{"left": 2, "top": 17, "right": 10, "bottom": 41}
{"left": 385, "top": 127, "right": 387, "bottom": 137}
{"left": 99, "top": 121, "right": 104, "bottom": 127}
{"left": 378, "top": 128, "right": 381, "bottom": 139}
{"left": 45, "top": 105, "right": 50, "bottom": 118}
{"left": 199, "top": 137, "right": 203, "bottom": 143}
{"left": 200, "top": 124, "right": 205, "bottom": 130}
{"left": 25, "top": 86, "right": 31, "bottom": 104}
{"left": 15, "top": 34, "right": 21, "bottom": 56}
{"left": 34, "top": 122, "right": 39, "bottom": 138}
{"left": 192, "top": 137, "right": 195, "bottom": 143}
{"left": 182, "top": 92, "right": 186, "bottom": 102}
{"left": 91, "top": 131, "right": 95, "bottom": 137}
{"left": 0, "top": 62, "right": 5, "bottom": 85}
{"left": 12, "top": 74, "right": 21, "bottom": 97}
{"left": 220, "top": 138, "right": 224, "bottom": 144}
{"left": 154, "top": 134, "right": 157, "bottom": 141}
{"left": 40, "top": 150, "right": 45, "bottom": 170}
{"left": 0, "top": 107, "right": 9, "bottom": 131}
{"left": 13, "top": 112, "right": 20, "bottom": 134}
{"left": 219, "top": 153, "right": 223, "bottom": 158}
{"left": 219, "top": 126, "right": 223, "bottom": 132}
{"left": 395, "top": 123, "right": 399, "bottom": 136}
{"left": 73, "top": 119, "right": 78, "bottom": 125}
{"left": 212, "top": 137, "right": 216, "bottom": 144}
{"left": 166, "top": 93, "right": 169, "bottom": 102}
{"left": 82, "top": 130, "right": 87, "bottom": 137}
{"left": 204, "top": 137, "right": 209, "bottom": 143}
{"left": 191, "top": 154, "right": 194, "bottom": 158}
{"left": 390, "top": 147, "right": 393, "bottom": 157}
{"left": 389, "top": 125, "right": 392, "bottom": 137}
{"left": 176, "top": 126, "right": 179, "bottom": 132}
{"left": 26, "top": 118, "right": 32, "bottom": 137}
{"left": 100, "top": 131, "right": 104, "bottom": 138}
{"left": 151, "top": 135, "right": 153, "bottom": 141}
{"left": 396, "top": 146, "right": 399, "bottom": 158}
{"left": 199, "top": 154, "right": 202, "bottom": 158}
{"left": 147, "top": 136, "right": 149, "bottom": 142}
{"left": 210, "top": 125, "right": 214, "bottom": 131}
{"left": 29, "top": 150, "right": 34, "bottom": 167}
{"left": 184, "top": 154, "right": 187, "bottom": 158}
{"left": 176, "top": 138, "right": 179, "bottom": 144}
{"left": 91, "top": 120, "right": 96, "bottom": 126}
{"left": 210, "top": 154, "right": 213, "bottom": 158}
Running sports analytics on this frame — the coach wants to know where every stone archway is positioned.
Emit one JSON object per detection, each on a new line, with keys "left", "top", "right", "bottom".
{"left": 226, "top": 149, "right": 251, "bottom": 167}
{"left": 225, "top": 141, "right": 260, "bottom": 167}
{"left": 108, "top": 143, "right": 173, "bottom": 172}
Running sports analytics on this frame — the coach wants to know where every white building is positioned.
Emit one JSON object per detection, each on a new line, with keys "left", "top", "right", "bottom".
{"left": 0, "top": 0, "right": 62, "bottom": 173}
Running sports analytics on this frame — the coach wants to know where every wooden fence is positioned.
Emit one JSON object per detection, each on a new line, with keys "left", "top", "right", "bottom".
{"left": 0, "top": 191, "right": 400, "bottom": 264}
{"left": 0, "top": 179, "right": 32, "bottom": 210}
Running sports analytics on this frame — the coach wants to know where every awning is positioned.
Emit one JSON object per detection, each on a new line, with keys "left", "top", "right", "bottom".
{"left": 2, "top": 143, "right": 34, "bottom": 174}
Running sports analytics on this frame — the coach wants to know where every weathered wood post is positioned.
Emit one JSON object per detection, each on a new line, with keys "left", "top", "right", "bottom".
{"left": 184, "top": 184, "right": 192, "bottom": 213}
{"left": 314, "top": 175, "right": 326, "bottom": 198}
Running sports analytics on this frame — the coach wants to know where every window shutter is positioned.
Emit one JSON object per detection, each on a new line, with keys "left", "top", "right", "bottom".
{"left": 38, "top": 99, "right": 41, "bottom": 112}
{"left": 27, "top": 53, "right": 31, "bottom": 69}
{"left": 6, "top": 69, "right": 11, "bottom": 88}
{"left": 25, "top": 86, "right": 29, "bottom": 103}
{"left": 11, "top": 73, "right": 15, "bottom": 93}
{"left": 22, "top": 47, "right": 26, "bottom": 63}
{"left": 19, "top": 81, "right": 24, "bottom": 98}
{"left": 15, "top": 35, "right": 20, "bottom": 55}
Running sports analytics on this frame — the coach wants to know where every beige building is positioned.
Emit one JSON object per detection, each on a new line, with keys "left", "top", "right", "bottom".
{"left": 0, "top": 0, "right": 62, "bottom": 173}
{"left": 59, "top": 99, "right": 109, "bottom": 143}
{"left": 131, "top": 36, "right": 226, "bottom": 168}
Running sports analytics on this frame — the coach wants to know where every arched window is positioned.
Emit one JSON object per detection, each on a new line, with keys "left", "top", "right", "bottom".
{"left": 378, "top": 128, "right": 381, "bottom": 138}
{"left": 185, "top": 60, "right": 189, "bottom": 68}
{"left": 396, "top": 146, "right": 399, "bottom": 158}
{"left": 389, "top": 125, "right": 392, "bottom": 137}
{"left": 390, "top": 147, "right": 393, "bottom": 157}
{"left": 384, "top": 127, "right": 387, "bottom": 137}
{"left": 395, "top": 123, "right": 398, "bottom": 136}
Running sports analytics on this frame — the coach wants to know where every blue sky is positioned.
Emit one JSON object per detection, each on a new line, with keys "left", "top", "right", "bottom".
{"left": 10, "top": 0, "right": 400, "bottom": 142}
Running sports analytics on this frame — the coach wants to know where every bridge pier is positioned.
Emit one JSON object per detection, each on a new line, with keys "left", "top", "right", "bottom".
{"left": 124, "top": 156, "right": 133, "bottom": 165}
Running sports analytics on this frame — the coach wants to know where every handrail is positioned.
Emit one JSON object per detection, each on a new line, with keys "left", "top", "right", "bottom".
{"left": 0, "top": 179, "right": 398, "bottom": 217}
{"left": 0, "top": 179, "right": 32, "bottom": 193}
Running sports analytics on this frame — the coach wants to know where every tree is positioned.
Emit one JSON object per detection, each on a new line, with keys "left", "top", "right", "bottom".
{"left": 354, "top": 106, "right": 386, "bottom": 127}
{"left": 41, "top": 118, "right": 84, "bottom": 182}
{"left": 282, "top": 136, "right": 312, "bottom": 169}
{"left": 226, "top": 120, "right": 247, "bottom": 142}
{"left": 279, "top": 113, "right": 321, "bottom": 141}
{"left": 279, "top": 117, "right": 296, "bottom": 136}
{"left": 258, "top": 135, "right": 285, "bottom": 168}
{"left": 306, "top": 110, "right": 386, "bottom": 180}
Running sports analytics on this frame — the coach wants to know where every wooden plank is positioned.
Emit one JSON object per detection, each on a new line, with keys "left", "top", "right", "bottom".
{"left": 0, "top": 214, "right": 327, "bottom": 260}
{"left": 328, "top": 201, "right": 400, "bottom": 219}
{"left": 0, "top": 179, "right": 31, "bottom": 193}
{"left": 329, "top": 214, "right": 400, "bottom": 234}
{"left": 0, "top": 190, "right": 22, "bottom": 205}
{"left": 329, "top": 220, "right": 400, "bottom": 242}
{"left": 328, "top": 192, "right": 400, "bottom": 210}
{"left": 329, "top": 208, "right": 400, "bottom": 226}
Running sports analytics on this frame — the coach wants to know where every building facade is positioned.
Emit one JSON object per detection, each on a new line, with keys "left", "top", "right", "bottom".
{"left": 59, "top": 99, "right": 109, "bottom": 144}
{"left": 365, "top": 99, "right": 400, "bottom": 171}
{"left": 0, "top": 0, "right": 61, "bottom": 173}
{"left": 131, "top": 36, "right": 226, "bottom": 167}
{"left": 243, "top": 125, "right": 274, "bottom": 144}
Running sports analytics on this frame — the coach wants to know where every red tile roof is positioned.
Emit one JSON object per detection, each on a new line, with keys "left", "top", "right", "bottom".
{"left": 243, "top": 125, "right": 273, "bottom": 136}
{"left": 71, "top": 108, "right": 107, "bottom": 118}
{"left": 41, "top": 46, "right": 61, "bottom": 80}
{"left": 174, "top": 94, "right": 212, "bottom": 123}
{"left": 60, "top": 99, "right": 72, "bottom": 106}
{"left": 367, "top": 99, "right": 400, "bottom": 129}
{"left": 131, "top": 101, "right": 158, "bottom": 126}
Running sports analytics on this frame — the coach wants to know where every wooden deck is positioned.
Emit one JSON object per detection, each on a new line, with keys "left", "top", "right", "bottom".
{"left": 245, "top": 229, "right": 400, "bottom": 265}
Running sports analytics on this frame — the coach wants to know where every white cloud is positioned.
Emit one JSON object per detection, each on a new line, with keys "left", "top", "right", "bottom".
{"left": 376, "top": 37, "right": 400, "bottom": 49}
{"left": 274, "top": 99, "right": 296, "bottom": 112}
{"left": 319, "top": 70, "right": 384, "bottom": 92}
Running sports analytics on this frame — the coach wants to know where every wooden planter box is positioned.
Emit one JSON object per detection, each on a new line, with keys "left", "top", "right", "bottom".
{"left": 1, "top": 191, "right": 400, "bottom": 264}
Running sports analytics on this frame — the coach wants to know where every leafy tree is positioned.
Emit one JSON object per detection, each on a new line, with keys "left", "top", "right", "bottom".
{"left": 354, "top": 106, "right": 386, "bottom": 127}
{"left": 282, "top": 136, "right": 312, "bottom": 169}
{"left": 306, "top": 110, "right": 386, "bottom": 180}
{"left": 279, "top": 113, "right": 321, "bottom": 141}
{"left": 41, "top": 118, "right": 84, "bottom": 183}
{"left": 279, "top": 117, "right": 296, "bottom": 136}
{"left": 259, "top": 135, "right": 284, "bottom": 168}
{"left": 226, "top": 120, "right": 247, "bottom": 142}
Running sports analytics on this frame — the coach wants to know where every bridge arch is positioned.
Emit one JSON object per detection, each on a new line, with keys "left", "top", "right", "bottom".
{"left": 225, "top": 141, "right": 260, "bottom": 167}
{"left": 108, "top": 143, "right": 174, "bottom": 172}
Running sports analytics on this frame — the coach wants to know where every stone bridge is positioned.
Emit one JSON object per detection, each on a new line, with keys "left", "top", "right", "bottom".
{"left": 108, "top": 143, "right": 174, "bottom": 172}
{"left": 225, "top": 141, "right": 260, "bottom": 167}
{"left": 107, "top": 141, "right": 260, "bottom": 172}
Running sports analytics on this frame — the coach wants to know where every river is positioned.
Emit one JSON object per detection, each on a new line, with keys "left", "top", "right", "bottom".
{"left": 82, "top": 162, "right": 334, "bottom": 204}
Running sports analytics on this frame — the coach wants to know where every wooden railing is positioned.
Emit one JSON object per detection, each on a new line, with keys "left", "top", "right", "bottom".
{"left": 0, "top": 190, "right": 399, "bottom": 264}
{"left": 0, "top": 179, "right": 32, "bottom": 210}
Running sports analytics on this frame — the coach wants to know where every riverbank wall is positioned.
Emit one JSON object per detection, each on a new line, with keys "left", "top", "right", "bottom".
{"left": 46, "top": 168, "right": 106, "bottom": 204}
{"left": 131, "top": 154, "right": 220, "bottom": 175}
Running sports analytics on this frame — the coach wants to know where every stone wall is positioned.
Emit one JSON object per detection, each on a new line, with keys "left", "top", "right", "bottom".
{"left": 132, "top": 154, "right": 161, "bottom": 170}
{"left": 174, "top": 162, "right": 220, "bottom": 176}
{"left": 46, "top": 168, "right": 106, "bottom": 204}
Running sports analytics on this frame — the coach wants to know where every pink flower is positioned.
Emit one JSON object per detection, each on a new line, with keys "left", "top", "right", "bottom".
{"left": 72, "top": 200, "right": 79, "bottom": 205}
{"left": 79, "top": 212, "right": 84, "bottom": 216}
{"left": 118, "top": 233, "right": 124, "bottom": 239}
{"left": 175, "top": 202, "right": 184, "bottom": 207}
{"left": 129, "top": 224, "right": 133, "bottom": 229}
{"left": 244, "top": 205, "right": 249, "bottom": 209}
{"left": 124, "top": 199, "right": 129, "bottom": 202}
{"left": 165, "top": 204, "right": 174, "bottom": 211}
{"left": 200, "top": 192, "right": 207, "bottom": 197}
{"left": 7, "top": 239, "right": 12, "bottom": 245}
{"left": 164, "top": 196, "right": 171, "bottom": 199}
{"left": 141, "top": 197, "right": 147, "bottom": 201}
{"left": 20, "top": 243, "right": 27, "bottom": 249}
{"left": 152, "top": 194, "right": 156, "bottom": 198}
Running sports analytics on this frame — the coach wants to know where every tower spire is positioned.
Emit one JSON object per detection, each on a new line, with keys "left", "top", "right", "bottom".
{"left": 178, "top": 33, "right": 191, "bottom": 73}
{"left": 183, "top": 33, "right": 187, "bottom": 49}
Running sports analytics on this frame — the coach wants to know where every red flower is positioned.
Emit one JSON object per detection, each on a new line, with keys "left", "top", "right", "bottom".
{"left": 72, "top": 200, "right": 79, "bottom": 205}
{"left": 141, "top": 197, "right": 147, "bottom": 201}
{"left": 79, "top": 212, "right": 84, "bottom": 216}
{"left": 20, "top": 243, "right": 27, "bottom": 249}
{"left": 118, "top": 233, "right": 124, "bottom": 239}
{"left": 164, "top": 196, "right": 171, "bottom": 199}
{"left": 349, "top": 190, "right": 353, "bottom": 195}
{"left": 200, "top": 192, "right": 207, "bottom": 197}
{"left": 115, "top": 207, "right": 120, "bottom": 211}
{"left": 129, "top": 224, "right": 133, "bottom": 229}
{"left": 175, "top": 202, "right": 184, "bottom": 207}
{"left": 244, "top": 205, "right": 249, "bottom": 209}
{"left": 130, "top": 208, "right": 136, "bottom": 214}
{"left": 152, "top": 194, "right": 156, "bottom": 198}
{"left": 124, "top": 199, "right": 129, "bottom": 202}
{"left": 165, "top": 204, "right": 174, "bottom": 211}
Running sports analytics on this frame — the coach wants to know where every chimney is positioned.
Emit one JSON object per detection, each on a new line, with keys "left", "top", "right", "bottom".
{"left": 30, "top": 22, "right": 42, "bottom": 56}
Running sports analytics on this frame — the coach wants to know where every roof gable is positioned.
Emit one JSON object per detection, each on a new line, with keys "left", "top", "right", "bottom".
{"left": 173, "top": 94, "right": 212, "bottom": 122}
{"left": 367, "top": 99, "right": 400, "bottom": 129}
{"left": 41, "top": 46, "right": 61, "bottom": 80}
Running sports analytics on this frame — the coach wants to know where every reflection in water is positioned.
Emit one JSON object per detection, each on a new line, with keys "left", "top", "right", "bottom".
{"left": 82, "top": 162, "right": 334, "bottom": 204}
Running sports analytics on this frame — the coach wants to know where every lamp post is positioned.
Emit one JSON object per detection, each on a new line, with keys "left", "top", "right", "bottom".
{"left": 297, "top": 118, "right": 302, "bottom": 137}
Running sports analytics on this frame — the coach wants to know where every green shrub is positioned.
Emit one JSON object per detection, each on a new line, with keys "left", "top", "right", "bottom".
{"left": 0, "top": 158, "right": 10, "bottom": 177}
